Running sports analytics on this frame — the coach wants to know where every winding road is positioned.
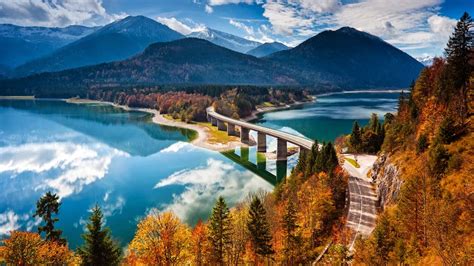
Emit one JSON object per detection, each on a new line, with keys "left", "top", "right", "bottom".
{"left": 342, "top": 154, "right": 378, "bottom": 250}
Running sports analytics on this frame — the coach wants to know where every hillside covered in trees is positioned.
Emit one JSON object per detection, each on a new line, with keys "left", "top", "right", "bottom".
{"left": 0, "top": 26, "right": 423, "bottom": 97}
{"left": 87, "top": 85, "right": 310, "bottom": 122}
{"left": 352, "top": 12, "right": 473, "bottom": 265}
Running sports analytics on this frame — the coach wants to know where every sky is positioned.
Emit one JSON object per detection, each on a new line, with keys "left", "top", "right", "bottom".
{"left": 0, "top": 0, "right": 472, "bottom": 58}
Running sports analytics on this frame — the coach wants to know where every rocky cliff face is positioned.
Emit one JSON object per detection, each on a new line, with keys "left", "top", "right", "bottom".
{"left": 369, "top": 154, "right": 403, "bottom": 209}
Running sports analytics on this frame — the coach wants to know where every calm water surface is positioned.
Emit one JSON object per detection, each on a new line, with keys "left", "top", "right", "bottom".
{"left": 0, "top": 92, "right": 399, "bottom": 248}
{"left": 0, "top": 100, "right": 279, "bottom": 248}
{"left": 257, "top": 91, "right": 400, "bottom": 142}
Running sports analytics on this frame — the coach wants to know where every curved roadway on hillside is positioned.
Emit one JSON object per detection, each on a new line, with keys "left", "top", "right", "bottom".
{"left": 206, "top": 107, "right": 314, "bottom": 150}
{"left": 342, "top": 154, "right": 378, "bottom": 251}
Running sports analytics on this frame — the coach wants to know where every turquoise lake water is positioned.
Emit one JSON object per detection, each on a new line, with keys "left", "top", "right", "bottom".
{"left": 0, "top": 91, "right": 399, "bottom": 248}
{"left": 257, "top": 91, "right": 401, "bottom": 142}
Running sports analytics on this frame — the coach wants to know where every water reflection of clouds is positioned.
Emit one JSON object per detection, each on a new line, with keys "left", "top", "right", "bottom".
{"left": 155, "top": 158, "right": 273, "bottom": 224}
{"left": 0, "top": 142, "right": 128, "bottom": 198}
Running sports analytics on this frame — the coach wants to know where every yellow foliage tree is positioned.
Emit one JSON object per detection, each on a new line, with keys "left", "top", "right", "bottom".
{"left": 1, "top": 231, "right": 43, "bottom": 265}
{"left": 127, "top": 211, "right": 192, "bottom": 265}
{"left": 1, "top": 231, "right": 74, "bottom": 265}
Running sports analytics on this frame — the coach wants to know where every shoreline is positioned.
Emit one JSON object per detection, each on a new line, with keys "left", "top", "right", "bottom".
{"left": 66, "top": 98, "right": 248, "bottom": 152}
{"left": 242, "top": 97, "right": 316, "bottom": 122}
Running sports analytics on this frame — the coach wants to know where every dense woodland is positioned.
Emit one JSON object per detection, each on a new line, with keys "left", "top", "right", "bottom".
{"left": 88, "top": 86, "right": 310, "bottom": 122}
{"left": 352, "top": 12, "right": 473, "bottom": 265}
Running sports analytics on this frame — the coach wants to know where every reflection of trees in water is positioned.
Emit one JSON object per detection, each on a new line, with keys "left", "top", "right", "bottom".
{"left": 0, "top": 100, "right": 196, "bottom": 156}
{"left": 221, "top": 149, "right": 287, "bottom": 186}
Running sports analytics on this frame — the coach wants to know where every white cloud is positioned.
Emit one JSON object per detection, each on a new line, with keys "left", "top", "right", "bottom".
{"left": 154, "top": 158, "right": 272, "bottom": 223}
{"left": 0, "top": 0, "right": 126, "bottom": 27}
{"left": 156, "top": 17, "right": 206, "bottom": 35}
{"left": 0, "top": 142, "right": 127, "bottom": 198}
{"left": 209, "top": 0, "right": 262, "bottom": 5}
{"left": 205, "top": 4, "right": 214, "bottom": 13}
{"left": 0, "top": 210, "right": 29, "bottom": 236}
{"left": 160, "top": 142, "right": 191, "bottom": 153}
{"left": 229, "top": 19, "right": 254, "bottom": 35}
{"left": 101, "top": 196, "right": 125, "bottom": 219}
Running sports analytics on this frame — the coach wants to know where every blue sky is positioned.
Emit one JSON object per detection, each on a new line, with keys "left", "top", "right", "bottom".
{"left": 0, "top": 0, "right": 472, "bottom": 58}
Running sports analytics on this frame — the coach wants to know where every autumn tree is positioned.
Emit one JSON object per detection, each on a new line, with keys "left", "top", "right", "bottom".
{"left": 247, "top": 196, "right": 274, "bottom": 262}
{"left": 0, "top": 231, "right": 43, "bottom": 265}
{"left": 281, "top": 197, "right": 300, "bottom": 265}
{"left": 191, "top": 219, "right": 209, "bottom": 266}
{"left": 208, "top": 196, "right": 232, "bottom": 265}
{"left": 34, "top": 191, "right": 65, "bottom": 244}
{"left": 77, "top": 205, "right": 121, "bottom": 266}
{"left": 128, "top": 211, "right": 192, "bottom": 265}
{"left": 228, "top": 204, "right": 249, "bottom": 265}
{"left": 37, "top": 240, "right": 74, "bottom": 265}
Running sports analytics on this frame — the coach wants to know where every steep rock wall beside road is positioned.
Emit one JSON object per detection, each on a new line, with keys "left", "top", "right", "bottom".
{"left": 369, "top": 154, "right": 403, "bottom": 209}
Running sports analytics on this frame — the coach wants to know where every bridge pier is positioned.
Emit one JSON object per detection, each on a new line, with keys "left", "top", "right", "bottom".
{"left": 227, "top": 123, "right": 236, "bottom": 136}
{"left": 211, "top": 117, "right": 217, "bottom": 126}
{"left": 240, "top": 127, "right": 250, "bottom": 143}
{"left": 257, "top": 132, "right": 266, "bottom": 153}
{"left": 277, "top": 138, "right": 287, "bottom": 161}
{"left": 217, "top": 119, "right": 227, "bottom": 131}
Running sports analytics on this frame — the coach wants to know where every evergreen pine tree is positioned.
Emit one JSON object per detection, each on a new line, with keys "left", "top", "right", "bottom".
{"left": 208, "top": 196, "right": 232, "bottom": 265}
{"left": 304, "top": 140, "right": 319, "bottom": 178}
{"left": 369, "top": 113, "right": 379, "bottom": 133}
{"left": 444, "top": 12, "right": 473, "bottom": 120}
{"left": 428, "top": 140, "right": 450, "bottom": 179}
{"left": 34, "top": 191, "right": 65, "bottom": 245}
{"left": 350, "top": 121, "right": 362, "bottom": 152}
{"left": 77, "top": 205, "right": 121, "bottom": 266}
{"left": 445, "top": 12, "right": 473, "bottom": 90}
{"left": 247, "top": 196, "right": 274, "bottom": 260}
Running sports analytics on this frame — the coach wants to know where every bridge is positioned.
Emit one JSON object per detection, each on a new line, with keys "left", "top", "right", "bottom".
{"left": 206, "top": 107, "right": 314, "bottom": 160}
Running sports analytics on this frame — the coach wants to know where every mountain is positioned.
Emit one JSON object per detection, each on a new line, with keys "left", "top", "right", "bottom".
{"left": 416, "top": 55, "right": 434, "bottom": 66}
{"left": 188, "top": 28, "right": 260, "bottom": 53}
{"left": 1, "top": 27, "right": 425, "bottom": 94}
{"left": 247, "top": 42, "right": 289, "bottom": 57}
{"left": 0, "top": 24, "right": 97, "bottom": 68}
{"left": 0, "top": 38, "right": 298, "bottom": 97}
{"left": 267, "top": 27, "right": 424, "bottom": 88}
{"left": 13, "top": 16, "right": 184, "bottom": 77}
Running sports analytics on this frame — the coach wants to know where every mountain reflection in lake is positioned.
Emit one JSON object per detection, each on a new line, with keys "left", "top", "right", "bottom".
{"left": 0, "top": 100, "right": 273, "bottom": 248}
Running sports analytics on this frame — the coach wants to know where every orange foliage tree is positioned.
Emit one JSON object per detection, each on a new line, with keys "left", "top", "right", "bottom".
{"left": 127, "top": 211, "right": 192, "bottom": 265}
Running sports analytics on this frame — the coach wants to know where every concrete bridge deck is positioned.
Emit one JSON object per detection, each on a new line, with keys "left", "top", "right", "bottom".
{"left": 206, "top": 107, "right": 314, "bottom": 160}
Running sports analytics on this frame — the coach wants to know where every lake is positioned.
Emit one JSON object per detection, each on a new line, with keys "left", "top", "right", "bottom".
{"left": 257, "top": 91, "right": 401, "bottom": 142}
{"left": 0, "top": 100, "right": 279, "bottom": 248}
{"left": 0, "top": 91, "right": 399, "bottom": 248}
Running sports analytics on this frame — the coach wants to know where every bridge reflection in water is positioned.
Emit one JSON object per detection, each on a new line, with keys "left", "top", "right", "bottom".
{"left": 221, "top": 147, "right": 288, "bottom": 186}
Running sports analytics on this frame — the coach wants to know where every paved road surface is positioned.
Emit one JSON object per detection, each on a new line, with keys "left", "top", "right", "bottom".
{"left": 342, "top": 154, "right": 378, "bottom": 250}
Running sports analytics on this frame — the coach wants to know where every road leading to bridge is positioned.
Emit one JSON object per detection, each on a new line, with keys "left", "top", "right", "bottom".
{"left": 342, "top": 154, "right": 378, "bottom": 251}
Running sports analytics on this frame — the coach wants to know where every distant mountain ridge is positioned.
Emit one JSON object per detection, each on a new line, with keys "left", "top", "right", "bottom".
{"left": 1, "top": 27, "right": 424, "bottom": 96}
{"left": 0, "top": 38, "right": 299, "bottom": 96}
{"left": 13, "top": 16, "right": 184, "bottom": 77}
{"left": 188, "top": 28, "right": 260, "bottom": 53}
{"left": 268, "top": 27, "right": 423, "bottom": 88}
{"left": 247, "top": 42, "right": 289, "bottom": 57}
{"left": 0, "top": 24, "right": 98, "bottom": 68}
